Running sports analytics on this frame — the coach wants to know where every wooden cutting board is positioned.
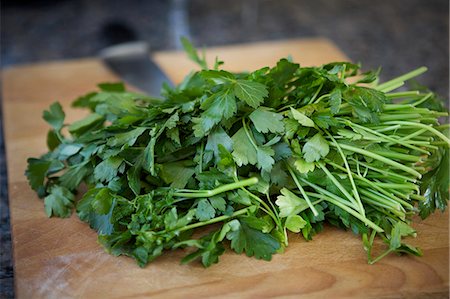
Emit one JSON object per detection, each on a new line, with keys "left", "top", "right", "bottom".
{"left": 2, "top": 38, "right": 449, "bottom": 299}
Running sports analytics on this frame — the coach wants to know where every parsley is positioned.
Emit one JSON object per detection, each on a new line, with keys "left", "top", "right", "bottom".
{"left": 25, "top": 39, "right": 449, "bottom": 267}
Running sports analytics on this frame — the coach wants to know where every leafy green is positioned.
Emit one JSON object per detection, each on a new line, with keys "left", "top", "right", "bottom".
{"left": 25, "top": 39, "right": 450, "bottom": 268}
{"left": 234, "top": 80, "right": 268, "bottom": 108}
{"left": 43, "top": 102, "right": 65, "bottom": 130}
{"left": 44, "top": 185, "right": 74, "bottom": 218}
{"left": 302, "top": 133, "right": 330, "bottom": 162}
{"left": 226, "top": 219, "right": 280, "bottom": 260}
{"left": 250, "top": 107, "right": 284, "bottom": 133}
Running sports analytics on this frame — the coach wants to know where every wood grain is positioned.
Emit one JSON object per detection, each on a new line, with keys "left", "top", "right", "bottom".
{"left": 2, "top": 38, "right": 449, "bottom": 299}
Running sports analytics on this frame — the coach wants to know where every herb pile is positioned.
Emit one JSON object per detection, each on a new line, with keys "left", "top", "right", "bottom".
{"left": 26, "top": 40, "right": 449, "bottom": 267}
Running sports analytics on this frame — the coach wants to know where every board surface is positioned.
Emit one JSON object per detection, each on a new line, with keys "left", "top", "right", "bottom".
{"left": 2, "top": 38, "right": 449, "bottom": 299}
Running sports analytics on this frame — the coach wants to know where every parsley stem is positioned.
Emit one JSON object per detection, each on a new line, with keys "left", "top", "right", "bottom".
{"left": 376, "top": 67, "right": 427, "bottom": 92}
{"left": 409, "top": 92, "right": 433, "bottom": 107}
{"left": 170, "top": 207, "right": 252, "bottom": 233}
{"left": 333, "top": 143, "right": 421, "bottom": 178}
{"left": 302, "top": 189, "right": 384, "bottom": 232}
{"left": 347, "top": 158, "right": 416, "bottom": 183}
{"left": 341, "top": 119, "right": 429, "bottom": 154}
{"left": 382, "top": 121, "right": 450, "bottom": 146}
{"left": 317, "top": 161, "right": 361, "bottom": 211}
{"left": 308, "top": 82, "right": 324, "bottom": 104}
{"left": 368, "top": 248, "right": 394, "bottom": 265}
{"left": 297, "top": 177, "right": 355, "bottom": 209}
{"left": 385, "top": 91, "right": 420, "bottom": 99}
{"left": 396, "top": 128, "right": 428, "bottom": 142}
{"left": 172, "top": 177, "right": 259, "bottom": 198}
{"left": 326, "top": 132, "right": 364, "bottom": 215}
{"left": 372, "top": 124, "right": 402, "bottom": 132}
{"left": 242, "top": 118, "right": 259, "bottom": 151}
{"left": 326, "top": 160, "right": 415, "bottom": 210}
{"left": 287, "top": 165, "right": 319, "bottom": 216}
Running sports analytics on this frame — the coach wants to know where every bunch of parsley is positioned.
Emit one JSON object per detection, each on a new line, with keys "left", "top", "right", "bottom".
{"left": 26, "top": 39, "right": 449, "bottom": 267}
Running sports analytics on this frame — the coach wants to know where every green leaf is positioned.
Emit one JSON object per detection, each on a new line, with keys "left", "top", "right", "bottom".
{"left": 249, "top": 107, "right": 284, "bottom": 133}
{"left": 209, "top": 196, "right": 226, "bottom": 212}
{"left": 290, "top": 107, "right": 315, "bottom": 127}
{"left": 181, "top": 37, "right": 208, "bottom": 69}
{"left": 91, "top": 188, "right": 113, "bottom": 215}
{"left": 68, "top": 113, "right": 104, "bottom": 136}
{"left": 312, "top": 112, "right": 339, "bottom": 129}
{"left": 127, "top": 162, "right": 142, "bottom": 196}
{"left": 77, "top": 188, "right": 114, "bottom": 235}
{"left": 302, "top": 133, "right": 329, "bottom": 163}
{"left": 234, "top": 80, "right": 268, "bottom": 108}
{"left": 46, "top": 130, "right": 61, "bottom": 151}
{"left": 98, "top": 82, "right": 126, "bottom": 92}
{"left": 389, "top": 222, "right": 416, "bottom": 250}
{"left": 59, "top": 162, "right": 91, "bottom": 190}
{"left": 25, "top": 158, "right": 52, "bottom": 192}
{"left": 160, "top": 161, "right": 196, "bottom": 189}
{"left": 329, "top": 87, "right": 342, "bottom": 114}
{"left": 205, "top": 126, "right": 233, "bottom": 162}
{"left": 256, "top": 146, "right": 275, "bottom": 173}
{"left": 419, "top": 147, "right": 449, "bottom": 218}
{"left": 196, "top": 199, "right": 215, "bottom": 221}
{"left": 231, "top": 127, "right": 257, "bottom": 166}
{"left": 44, "top": 185, "right": 74, "bottom": 218}
{"left": 201, "top": 70, "right": 234, "bottom": 84}
{"left": 193, "top": 89, "right": 237, "bottom": 137}
{"left": 344, "top": 86, "right": 387, "bottom": 123}
{"left": 285, "top": 215, "right": 307, "bottom": 233}
{"left": 226, "top": 219, "right": 280, "bottom": 261}
{"left": 94, "top": 156, "right": 124, "bottom": 182}
{"left": 275, "top": 188, "right": 309, "bottom": 217}
{"left": 294, "top": 157, "right": 315, "bottom": 173}
{"left": 43, "top": 102, "right": 65, "bottom": 130}
{"left": 106, "top": 127, "right": 146, "bottom": 147}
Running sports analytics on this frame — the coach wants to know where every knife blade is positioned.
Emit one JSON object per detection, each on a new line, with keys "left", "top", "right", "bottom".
{"left": 100, "top": 41, "right": 173, "bottom": 96}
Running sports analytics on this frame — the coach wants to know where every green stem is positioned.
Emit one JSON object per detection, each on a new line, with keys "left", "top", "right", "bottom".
{"left": 385, "top": 91, "right": 420, "bottom": 99}
{"left": 333, "top": 143, "right": 422, "bottom": 178}
{"left": 242, "top": 118, "right": 259, "bottom": 151}
{"left": 342, "top": 119, "right": 429, "bottom": 154}
{"left": 326, "top": 160, "right": 414, "bottom": 210}
{"left": 308, "top": 82, "right": 324, "bottom": 104}
{"left": 172, "top": 177, "right": 259, "bottom": 198}
{"left": 325, "top": 132, "right": 365, "bottom": 215}
{"left": 410, "top": 93, "right": 433, "bottom": 107}
{"left": 376, "top": 67, "right": 427, "bottom": 92}
{"left": 317, "top": 161, "right": 361, "bottom": 211}
{"left": 307, "top": 191, "right": 384, "bottom": 233}
{"left": 170, "top": 207, "right": 252, "bottom": 233}
{"left": 348, "top": 158, "right": 415, "bottom": 182}
{"left": 382, "top": 121, "right": 450, "bottom": 146}
{"left": 287, "top": 165, "right": 319, "bottom": 216}
{"left": 370, "top": 150, "right": 421, "bottom": 162}
{"left": 369, "top": 248, "right": 394, "bottom": 265}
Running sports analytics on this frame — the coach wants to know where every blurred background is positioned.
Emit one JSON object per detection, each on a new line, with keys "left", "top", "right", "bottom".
{"left": 1, "top": 0, "right": 448, "bottom": 297}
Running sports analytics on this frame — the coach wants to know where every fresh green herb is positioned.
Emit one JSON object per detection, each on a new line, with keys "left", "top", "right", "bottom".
{"left": 26, "top": 39, "right": 449, "bottom": 267}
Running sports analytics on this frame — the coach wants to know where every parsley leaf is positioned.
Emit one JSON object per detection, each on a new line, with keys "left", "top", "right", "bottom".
{"left": 44, "top": 185, "right": 74, "bottom": 218}
{"left": 231, "top": 127, "right": 257, "bottom": 166}
{"left": 193, "top": 89, "right": 237, "bottom": 137}
{"left": 249, "top": 107, "right": 284, "bottom": 133}
{"left": 234, "top": 80, "right": 268, "bottom": 108}
{"left": 226, "top": 219, "right": 280, "bottom": 261}
{"left": 290, "top": 107, "right": 315, "bottom": 127}
{"left": 43, "top": 102, "right": 65, "bottom": 131}
{"left": 94, "top": 156, "right": 124, "bottom": 182}
{"left": 302, "top": 133, "right": 330, "bottom": 163}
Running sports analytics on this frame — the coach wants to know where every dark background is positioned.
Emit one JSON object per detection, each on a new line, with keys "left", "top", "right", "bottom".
{"left": 1, "top": 0, "right": 448, "bottom": 297}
